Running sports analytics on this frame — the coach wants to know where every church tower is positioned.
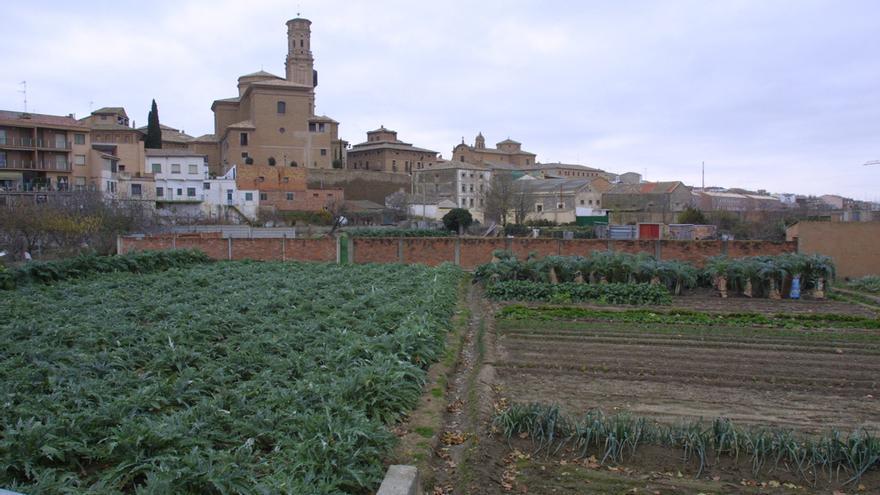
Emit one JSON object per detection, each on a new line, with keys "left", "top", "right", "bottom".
{"left": 475, "top": 132, "right": 485, "bottom": 149}
{"left": 285, "top": 18, "right": 316, "bottom": 88}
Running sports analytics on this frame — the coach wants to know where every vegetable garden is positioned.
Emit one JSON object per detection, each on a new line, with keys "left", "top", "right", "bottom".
{"left": 0, "top": 259, "right": 461, "bottom": 494}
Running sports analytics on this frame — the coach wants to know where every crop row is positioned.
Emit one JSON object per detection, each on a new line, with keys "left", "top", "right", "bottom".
{"left": 496, "top": 305, "right": 880, "bottom": 329}
{"left": 0, "top": 261, "right": 461, "bottom": 494}
{"left": 0, "top": 249, "right": 211, "bottom": 290}
{"left": 494, "top": 403, "right": 879, "bottom": 483}
{"left": 484, "top": 281, "right": 672, "bottom": 305}
{"left": 475, "top": 250, "right": 835, "bottom": 299}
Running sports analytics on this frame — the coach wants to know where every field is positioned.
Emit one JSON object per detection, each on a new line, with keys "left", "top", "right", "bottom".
{"left": 0, "top": 260, "right": 461, "bottom": 494}
{"left": 425, "top": 293, "right": 880, "bottom": 495}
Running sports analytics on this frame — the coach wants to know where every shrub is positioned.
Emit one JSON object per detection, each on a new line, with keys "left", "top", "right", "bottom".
{"left": 442, "top": 208, "right": 473, "bottom": 233}
{"left": 484, "top": 281, "right": 672, "bottom": 305}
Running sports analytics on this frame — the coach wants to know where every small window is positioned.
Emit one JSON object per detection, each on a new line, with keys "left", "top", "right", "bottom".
{"left": 290, "top": 161, "right": 298, "bottom": 167}
{"left": 240, "top": 132, "right": 248, "bottom": 146}
{"left": 286, "top": 192, "right": 294, "bottom": 201}
{"left": 320, "top": 149, "right": 327, "bottom": 156}
{"left": 536, "top": 204, "right": 543, "bottom": 212}
{"left": 156, "top": 186, "right": 164, "bottom": 197}
{"left": 151, "top": 163, "right": 161, "bottom": 173}
{"left": 318, "top": 123, "right": 325, "bottom": 132}
{"left": 75, "top": 154, "right": 86, "bottom": 166}
{"left": 277, "top": 101, "right": 286, "bottom": 114}
{"left": 241, "top": 152, "right": 248, "bottom": 159}
{"left": 171, "top": 164, "right": 181, "bottom": 174}
{"left": 245, "top": 192, "right": 253, "bottom": 201}
{"left": 177, "top": 188, "right": 183, "bottom": 196}
{"left": 188, "top": 164, "right": 198, "bottom": 174}
{"left": 268, "top": 157, "right": 276, "bottom": 166}
{"left": 260, "top": 192, "right": 268, "bottom": 201}
{"left": 308, "top": 123, "right": 316, "bottom": 132}
{"left": 131, "top": 184, "right": 142, "bottom": 196}
{"left": 186, "top": 187, "right": 195, "bottom": 197}
{"left": 74, "top": 134, "right": 85, "bottom": 145}
{"left": 203, "top": 182, "right": 211, "bottom": 190}
{"left": 557, "top": 202, "right": 564, "bottom": 209}
{"left": 580, "top": 200, "right": 585, "bottom": 205}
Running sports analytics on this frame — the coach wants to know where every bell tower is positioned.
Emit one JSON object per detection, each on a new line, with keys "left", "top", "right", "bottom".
{"left": 475, "top": 132, "right": 486, "bottom": 149}
{"left": 285, "top": 18, "right": 316, "bottom": 88}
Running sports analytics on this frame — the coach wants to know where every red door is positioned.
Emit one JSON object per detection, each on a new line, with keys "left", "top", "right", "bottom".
{"left": 639, "top": 224, "right": 660, "bottom": 239}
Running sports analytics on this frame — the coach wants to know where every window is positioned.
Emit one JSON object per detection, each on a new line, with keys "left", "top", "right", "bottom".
{"left": 277, "top": 101, "right": 286, "bottom": 114}
{"left": 320, "top": 149, "right": 327, "bottom": 156}
{"left": 74, "top": 133, "right": 85, "bottom": 145}
{"left": 580, "top": 200, "right": 585, "bottom": 205}
{"left": 536, "top": 204, "right": 543, "bottom": 212}
{"left": 460, "top": 156, "right": 464, "bottom": 162}
{"left": 308, "top": 123, "right": 316, "bottom": 132}
{"left": 461, "top": 185, "right": 466, "bottom": 193}
{"left": 588, "top": 199, "right": 593, "bottom": 205}
{"left": 203, "top": 182, "right": 211, "bottom": 190}
{"left": 177, "top": 188, "right": 183, "bottom": 196}
{"left": 151, "top": 163, "right": 161, "bottom": 173}
{"left": 226, "top": 190, "right": 233, "bottom": 201}
{"left": 318, "top": 123, "right": 325, "bottom": 132}
{"left": 131, "top": 184, "right": 142, "bottom": 196}
{"left": 469, "top": 198, "right": 474, "bottom": 207}
{"left": 187, "top": 187, "right": 196, "bottom": 197}
{"left": 188, "top": 164, "right": 198, "bottom": 174}
{"left": 268, "top": 157, "right": 277, "bottom": 166}
{"left": 75, "top": 154, "right": 86, "bottom": 166}
{"left": 241, "top": 152, "right": 249, "bottom": 159}
{"left": 260, "top": 192, "right": 268, "bottom": 201}
{"left": 75, "top": 177, "right": 86, "bottom": 190}
{"left": 171, "top": 164, "right": 181, "bottom": 174}
{"left": 557, "top": 202, "right": 564, "bottom": 209}
{"left": 156, "top": 187, "right": 164, "bottom": 197}
{"left": 55, "top": 155, "right": 67, "bottom": 169}
{"left": 286, "top": 192, "right": 294, "bottom": 201}
{"left": 469, "top": 184, "right": 474, "bottom": 192}
{"left": 245, "top": 192, "right": 253, "bottom": 201}
{"left": 240, "top": 132, "right": 248, "bottom": 146}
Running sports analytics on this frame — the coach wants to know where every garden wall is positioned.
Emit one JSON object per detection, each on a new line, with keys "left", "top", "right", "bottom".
{"left": 119, "top": 234, "right": 795, "bottom": 269}
{"left": 786, "top": 221, "right": 880, "bottom": 279}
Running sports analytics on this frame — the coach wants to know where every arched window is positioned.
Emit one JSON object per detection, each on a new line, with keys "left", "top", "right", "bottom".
{"left": 290, "top": 161, "right": 298, "bottom": 167}
{"left": 268, "top": 157, "right": 276, "bottom": 166}
{"left": 277, "top": 101, "right": 286, "bottom": 114}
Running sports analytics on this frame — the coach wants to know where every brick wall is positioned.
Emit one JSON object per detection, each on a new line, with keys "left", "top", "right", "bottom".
{"left": 120, "top": 235, "right": 797, "bottom": 268}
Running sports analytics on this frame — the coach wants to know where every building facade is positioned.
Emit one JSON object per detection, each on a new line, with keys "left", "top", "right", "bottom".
{"left": 347, "top": 126, "right": 439, "bottom": 174}
{"left": 235, "top": 163, "right": 342, "bottom": 214}
{"left": 412, "top": 162, "right": 493, "bottom": 221}
{"left": 0, "top": 110, "right": 89, "bottom": 192}
{"left": 517, "top": 178, "right": 611, "bottom": 224}
{"left": 211, "top": 18, "right": 346, "bottom": 174}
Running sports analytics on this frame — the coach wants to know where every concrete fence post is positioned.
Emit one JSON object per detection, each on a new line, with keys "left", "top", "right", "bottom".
{"left": 116, "top": 236, "right": 123, "bottom": 255}
{"left": 608, "top": 238, "right": 614, "bottom": 252}
{"left": 377, "top": 465, "right": 421, "bottom": 495}
{"left": 336, "top": 235, "right": 341, "bottom": 264}
{"left": 504, "top": 236, "right": 512, "bottom": 253}
{"left": 281, "top": 234, "right": 287, "bottom": 262}
{"left": 172, "top": 234, "right": 177, "bottom": 250}
{"left": 557, "top": 238, "right": 563, "bottom": 255}
{"left": 454, "top": 238, "right": 461, "bottom": 266}
{"left": 398, "top": 237, "right": 405, "bottom": 263}
{"left": 721, "top": 239, "right": 728, "bottom": 256}
{"left": 348, "top": 236, "right": 355, "bottom": 264}
{"left": 655, "top": 239, "right": 662, "bottom": 260}
{"left": 227, "top": 237, "right": 233, "bottom": 260}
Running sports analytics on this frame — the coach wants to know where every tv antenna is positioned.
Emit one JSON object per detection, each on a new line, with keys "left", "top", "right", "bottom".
{"left": 18, "top": 81, "right": 27, "bottom": 112}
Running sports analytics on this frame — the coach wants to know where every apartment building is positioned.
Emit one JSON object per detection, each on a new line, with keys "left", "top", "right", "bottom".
{"left": 0, "top": 110, "right": 89, "bottom": 192}
{"left": 235, "top": 163, "right": 342, "bottom": 214}
{"left": 347, "top": 126, "right": 439, "bottom": 174}
{"left": 413, "top": 161, "right": 493, "bottom": 221}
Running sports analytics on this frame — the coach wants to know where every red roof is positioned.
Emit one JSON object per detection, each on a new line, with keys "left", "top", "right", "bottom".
{"left": 0, "top": 110, "right": 88, "bottom": 129}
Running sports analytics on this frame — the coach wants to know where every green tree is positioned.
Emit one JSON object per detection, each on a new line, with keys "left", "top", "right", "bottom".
{"left": 442, "top": 208, "right": 473, "bottom": 233}
{"left": 145, "top": 99, "right": 162, "bottom": 149}
{"left": 677, "top": 206, "right": 707, "bottom": 224}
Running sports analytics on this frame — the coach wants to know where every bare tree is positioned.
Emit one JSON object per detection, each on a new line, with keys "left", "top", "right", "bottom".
{"left": 325, "top": 198, "right": 349, "bottom": 235}
{"left": 384, "top": 190, "right": 409, "bottom": 220}
{"left": 483, "top": 173, "right": 534, "bottom": 225}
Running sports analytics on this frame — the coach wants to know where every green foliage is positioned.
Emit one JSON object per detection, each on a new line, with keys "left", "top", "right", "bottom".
{"left": 442, "top": 208, "right": 473, "bottom": 232}
{"left": 502, "top": 224, "right": 531, "bottom": 237}
{"left": 496, "top": 305, "right": 880, "bottom": 329}
{"left": 276, "top": 210, "right": 334, "bottom": 226}
{"left": 0, "top": 261, "right": 462, "bottom": 493}
{"left": 848, "top": 275, "right": 880, "bottom": 294}
{"left": 485, "top": 281, "right": 672, "bottom": 305}
{"left": 145, "top": 99, "right": 162, "bottom": 149}
{"left": 0, "top": 249, "right": 211, "bottom": 290}
{"left": 347, "top": 228, "right": 453, "bottom": 237}
{"left": 677, "top": 206, "right": 708, "bottom": 224}
{"left": 495, "top": 403, "right": 880, "bottom": 482}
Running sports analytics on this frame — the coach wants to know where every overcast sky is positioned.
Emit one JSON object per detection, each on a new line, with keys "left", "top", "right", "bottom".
{"left": 3, "top": 0, "right": 879, "bottom": 200}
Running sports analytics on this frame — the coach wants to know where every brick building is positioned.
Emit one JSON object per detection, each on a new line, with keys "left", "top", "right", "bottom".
{"left": 210, "top": 18, "right": 347, "bottom": 174}
{"left": 347, "top": 126, "right": 439, "bottom": 174}
{"left": 452, "top": 133, "right": 537, "bottom": 168}
{"left": 235, "top": 163, "right": 342, "bottom": 214}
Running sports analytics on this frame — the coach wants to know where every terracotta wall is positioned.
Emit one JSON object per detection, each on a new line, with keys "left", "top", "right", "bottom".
{"left": 120, "top": 235, "right": 796, "bottom": 268}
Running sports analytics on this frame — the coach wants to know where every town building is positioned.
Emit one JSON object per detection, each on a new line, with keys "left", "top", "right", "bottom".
{"left": 412, "top": 161, "right": 493, "bottom": 222}
{"left": 452, "top": 133, "right": 537, "bottom": 168}
{"left": 347, "top": 126, "right": 439, "bottom": 174}
{"left": 525, "top": 162, "right": 613, "bottom": 181}
{"left": 516, "top": 177, "right": 611, "bottom": 224}
{"left": 602, "top": 181, "right": 693, "bottom": 224}
{"left": 0, "top": 110, "right": 88, "bottom": 192}
{"left": 234, "top": 164, "right": 342, "bottom": 216}
{"left": 210, "top": 18, "right": 347, "bottom": 174}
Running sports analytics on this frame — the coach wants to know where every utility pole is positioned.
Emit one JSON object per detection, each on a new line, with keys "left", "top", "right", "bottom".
{"left": 701, "top": 161, "right": 705, "bottom": 191}
{"left": 18, "top": 81, "right": 27, "bottom": 112}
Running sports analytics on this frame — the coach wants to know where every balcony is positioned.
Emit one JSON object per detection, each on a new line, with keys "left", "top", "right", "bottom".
{"left": 0, "top": 136, "right": 72, "bottom": 150}
{"left": 156, "top": 193, "right": 205, "bottom": 203}
{"left": 0, "top": 158, "right": 71, "bottom": 172}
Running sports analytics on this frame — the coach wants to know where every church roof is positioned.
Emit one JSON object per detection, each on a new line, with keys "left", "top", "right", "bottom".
{"left": 497, "top": 138, "right": 521, "bottom": 145}
{"left": 192, "top": 134, "right": 219, "bottom": 142}
{"left": 92, "top": 107, "right": 127, "bottom": 116}
{"left": 238, "top": 70, "right": 282, "bottom": 80}
{"left": 226, "top": 120, "right": 256, "bottom": 130}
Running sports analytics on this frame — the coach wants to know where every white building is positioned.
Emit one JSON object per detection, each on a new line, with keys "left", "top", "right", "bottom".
{"left": 145, "top": 150, "right": 258, "bottom": 222}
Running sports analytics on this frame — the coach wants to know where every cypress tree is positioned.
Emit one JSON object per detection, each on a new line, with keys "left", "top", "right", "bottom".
{"left": 145, "top": 99, "right": 162, "bottom": 149}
